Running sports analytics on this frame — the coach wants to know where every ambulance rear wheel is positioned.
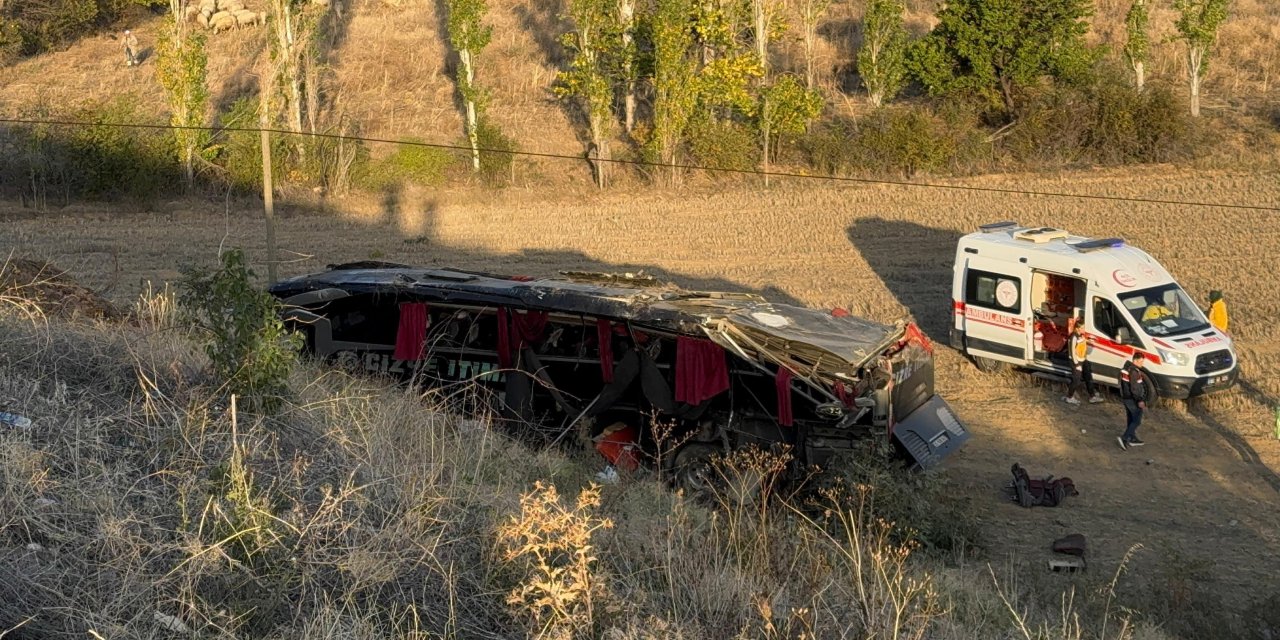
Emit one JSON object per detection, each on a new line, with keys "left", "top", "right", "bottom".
{"left": 972, "top": 355, "right": 1009, "bottom": 374}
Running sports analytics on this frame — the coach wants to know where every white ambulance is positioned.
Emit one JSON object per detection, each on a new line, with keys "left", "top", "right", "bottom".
{"left": 949, "top": 221, "right": 1238, "bottom": 399}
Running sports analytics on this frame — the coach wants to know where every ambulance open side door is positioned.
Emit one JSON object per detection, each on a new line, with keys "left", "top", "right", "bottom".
{"left": 959, "top": 261, "right": 1029, "bottom": 365}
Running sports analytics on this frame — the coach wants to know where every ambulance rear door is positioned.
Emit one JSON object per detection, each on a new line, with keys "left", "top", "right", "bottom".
{"left": 958, "top": 260, "right": 1029, "bottom": 365}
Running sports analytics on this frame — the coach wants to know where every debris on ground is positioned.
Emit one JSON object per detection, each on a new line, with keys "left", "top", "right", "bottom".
{"left": 0, "top": 411, "right": 32, "bottom": 429}
{"left": 0, "top": 258, "right": 121, "bottom": 320}
{"left": 1007, "top": 463, "right": 1080, "bottom": 508}
{"left": 1049, "top": 533, "right": 1088, "bottom": 572}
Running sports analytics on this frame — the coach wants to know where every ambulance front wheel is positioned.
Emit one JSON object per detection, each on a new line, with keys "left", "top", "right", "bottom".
{"left": 972, "top": 355, "right": 1009, "bottom": 374}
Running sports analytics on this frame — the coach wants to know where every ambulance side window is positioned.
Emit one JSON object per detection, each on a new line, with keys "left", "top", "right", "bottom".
{"left": 965, "top": 269, "right": 1021, "bottom": 313}
{"left": 1093, "top": 297, "right": 1140, "bottom": 346}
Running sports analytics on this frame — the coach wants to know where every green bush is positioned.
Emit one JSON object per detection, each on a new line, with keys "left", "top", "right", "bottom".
{"left": 212, "top": 97, "right": 288, "bottom": 194}
{"left": 1004, "top": 64, "right": 1197, "bottom": 166}
{"left": 0, "top": 96, "right": 180, "bottom": 205}
{"left": 352, "top": 137, "right": 454, "bottom": 191}
{"left": 1, "top": 0, "right": 164, "bottom": 58}
{"left": 686, "top": 115, "right": 757, "bottom": 173}
{"left": 179, "top": 248, "right": 301, "bottom": 412}
{"left": 804, "top": 107, "right": 967, "bottom": 177}
{"left": 476, "top": 116, "right": 516, "bottom": 187}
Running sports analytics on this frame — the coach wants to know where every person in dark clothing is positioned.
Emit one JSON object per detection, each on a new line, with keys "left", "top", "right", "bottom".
{"left": 1118, "top": 352, "right": 1151, "bottom": 450}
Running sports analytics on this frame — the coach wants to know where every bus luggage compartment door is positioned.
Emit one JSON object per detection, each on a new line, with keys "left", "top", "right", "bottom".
{"left": 892, "top": 395, "right": 969, "bottom": 469}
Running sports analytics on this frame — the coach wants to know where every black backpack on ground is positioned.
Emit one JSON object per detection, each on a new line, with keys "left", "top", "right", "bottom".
{"left": 1009, "top": 463, "right": 1079, "bottom": 508}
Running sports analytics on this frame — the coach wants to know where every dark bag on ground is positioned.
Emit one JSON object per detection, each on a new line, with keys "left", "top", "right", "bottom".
{"left": 1052, "top": 533, "right": 1087, "bottom": 556}
{"left": 1009, "top": 463, "right": 1080, "bottom": 508}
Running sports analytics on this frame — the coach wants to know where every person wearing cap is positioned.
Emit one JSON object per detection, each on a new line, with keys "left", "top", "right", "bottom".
{"left": 122, "top": 30, "right": 139, "bottom": 66}
{"left": 1207, "top": 290, "right": 1229, "bottom": 334}
{"left": 1117, "top": 352, "right": 1151, "bottom": 450}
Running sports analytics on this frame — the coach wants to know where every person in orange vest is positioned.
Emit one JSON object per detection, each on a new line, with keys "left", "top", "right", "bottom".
{"left": 1064, "top": 319, "right": 1103, "bottom": 405}
{"left": 1207, "top": 290, "right": 1229, "bottom": 334}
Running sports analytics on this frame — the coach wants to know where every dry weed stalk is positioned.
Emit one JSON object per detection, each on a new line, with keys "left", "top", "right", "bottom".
{"left": 497, "top": 481, "right": 615, "bottom": 638}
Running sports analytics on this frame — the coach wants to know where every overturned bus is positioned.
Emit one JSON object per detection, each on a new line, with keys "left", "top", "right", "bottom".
{"left": 268, "top": 262, "right": 970, "bottom": 485}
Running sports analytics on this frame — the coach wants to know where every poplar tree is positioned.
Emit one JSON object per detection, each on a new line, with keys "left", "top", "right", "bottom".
{"left": 858, "top": 0, "right": 907, "bottom": 107}
{"left": 1174, "top": 0, "right": 1229, "bottom": 117}
{"left": 446, "top": 0, "right": 492, "bottom": 170}
{"left": 1123, "top": 0, "right": 1149, "bottom": 92}
{"left": 155, "top": 0, "right": 209, "bottom": 188}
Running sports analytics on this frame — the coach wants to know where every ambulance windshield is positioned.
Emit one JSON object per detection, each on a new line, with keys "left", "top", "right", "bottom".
{"left": 1117, "top": 284, "right": 1209, "bottom": 337}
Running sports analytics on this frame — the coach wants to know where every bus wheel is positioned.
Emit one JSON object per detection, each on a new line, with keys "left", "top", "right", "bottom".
{"left": 972, "top": 355, "right": 1009, "bottom": 374}
{"left": 671, "top": 443, "right": 721, "bottom": 498}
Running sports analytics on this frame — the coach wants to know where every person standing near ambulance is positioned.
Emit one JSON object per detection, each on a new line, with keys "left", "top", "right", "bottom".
{"left": 1118, "top": 352, "right": 1151, "bottom": 450}
{"left": 1207, "top": 290, "right": 1229, "bottom": 334}
{"left": 1064, "top": 319, "right": 1103, "bottom": 405}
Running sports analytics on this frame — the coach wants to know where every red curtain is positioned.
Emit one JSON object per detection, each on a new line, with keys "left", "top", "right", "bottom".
{"left": 597, "top": 319, "right": 614, "bottom": 383}
{"left": 497, "top": 307, "right": 550, "bottom": 368}
{"left": 674, "top": 337, "right": 730, "bottom": 406}
{"left": 776, "top": 367, "right": 794, "bottom": 427}
{"left": 393, "top": 302, "right": 430, "bottom": 361}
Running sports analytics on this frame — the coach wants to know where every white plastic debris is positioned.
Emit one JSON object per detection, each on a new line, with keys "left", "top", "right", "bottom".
{"left": 153, "top": 612, "right": 191, "bottom": 633}
{"left": 594, "top": 465, "right": 619, "bottom": 485}
{"left": 0, "top": 411, "right": 32, "bottom": 429}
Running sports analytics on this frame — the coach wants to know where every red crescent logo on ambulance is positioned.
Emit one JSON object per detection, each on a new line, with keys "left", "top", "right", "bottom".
{"left": 1112, "top": 270, "right": 1137, "bottom": 287}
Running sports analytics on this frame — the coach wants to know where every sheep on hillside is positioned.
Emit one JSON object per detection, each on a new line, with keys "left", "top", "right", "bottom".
{"left": 233, "top": 9, "right": 265, "bottom": 26}
{"left": 209, "top": 11, "right": 236, "bottom": 32}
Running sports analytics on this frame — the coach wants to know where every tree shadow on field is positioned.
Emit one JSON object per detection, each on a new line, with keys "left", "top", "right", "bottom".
{"left": 845, "top": 217, "right": 963, "bottom": 342}
{"left": 513, "top": 0, "right": 568, "bottom": 67}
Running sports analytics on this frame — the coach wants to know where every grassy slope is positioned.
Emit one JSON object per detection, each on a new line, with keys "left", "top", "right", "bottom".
{"left": 0, "top": 301, "right": 1192, "bottom": 639}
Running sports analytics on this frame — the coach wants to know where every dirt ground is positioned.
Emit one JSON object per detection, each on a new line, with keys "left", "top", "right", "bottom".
{"left": 4, "top": 166, "right": 1280, "bottom": 608}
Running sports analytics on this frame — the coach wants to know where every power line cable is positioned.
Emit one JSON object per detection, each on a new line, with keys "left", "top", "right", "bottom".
{"left": 2, "top": 116, "right": 1278, "bottom": 212}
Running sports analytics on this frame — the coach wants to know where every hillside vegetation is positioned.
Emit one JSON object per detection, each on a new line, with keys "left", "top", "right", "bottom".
{"left": 0, "top": 0, "right": 1277, "bottom": 204}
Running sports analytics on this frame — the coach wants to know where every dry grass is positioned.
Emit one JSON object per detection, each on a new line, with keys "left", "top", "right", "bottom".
{"left": 0, "top": 301, "right": 1198, "bottom": 637}
{"left": 2, "top": 167, "right": 1280, "bottom": 636}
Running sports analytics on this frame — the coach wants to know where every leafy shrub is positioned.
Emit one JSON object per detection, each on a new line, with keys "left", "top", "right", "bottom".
{"left": 476, "top": 116, "right": 516, "bottom": 187}
{"left": 1004, "top": 64, "right": 1198, "bottom": 166}
{"left": 353, "top": 137, "right": 455, "bottom": 191}
{"left": 212, "top": 97, "right": 288, "bottom": 194}
{"left": 1, "top": 0, "right": 164, "bottom": 58}
{"left": 0, "top": 96, "right": 180, "bottom": 205}
{"left": 804, "top": 107, "right": 968, "bottom": 177}
{"left": 179, "top": 248, "right": 301, "bottom": 412}
{"left": 686, "top": 114, "right": 757, "bottom": 172}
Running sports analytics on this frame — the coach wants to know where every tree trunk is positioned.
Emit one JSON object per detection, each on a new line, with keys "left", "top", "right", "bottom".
{"left": 1188, "top": 47, "right": 1202, "bottom": 117}
{"left": 620, "top": 0, "right": 635, "bottom": 133}
{"left": 1134, "top": 60, "right": 1145, "bottom": 93}
{"left": 304, "top": 55, "right": 320, "bottom": 135}
{"left": 459, "top": 49, "right": 481, "bottom": 170}
{"left": 803, "top": 3, "right": 816, "bottom": 90}
{"left": 761, "top": 115, "right": 770, "bottom": 188}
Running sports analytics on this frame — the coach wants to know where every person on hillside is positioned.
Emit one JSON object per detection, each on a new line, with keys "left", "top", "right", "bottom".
{"left": 1207, "top": 290, "right": 1229, "bottom": 334}
{"left": 122, "top": 30, "right": 139, "bottom": 67}
{"left": 1118, "top": 352, "right": 1151, "bottom": 450}
{"left": 1064, "top": 319, "right": 1103, "bottom": 406}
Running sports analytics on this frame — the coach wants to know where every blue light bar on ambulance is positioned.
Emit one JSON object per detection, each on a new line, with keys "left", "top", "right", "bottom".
{"left": 1069, "top": 237, "right": 1126, "bottom": 252}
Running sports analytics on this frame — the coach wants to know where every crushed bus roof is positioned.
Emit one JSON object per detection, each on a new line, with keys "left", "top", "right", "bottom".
{"left": 269, "top": 263, "right": 906, "bottom": 372}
